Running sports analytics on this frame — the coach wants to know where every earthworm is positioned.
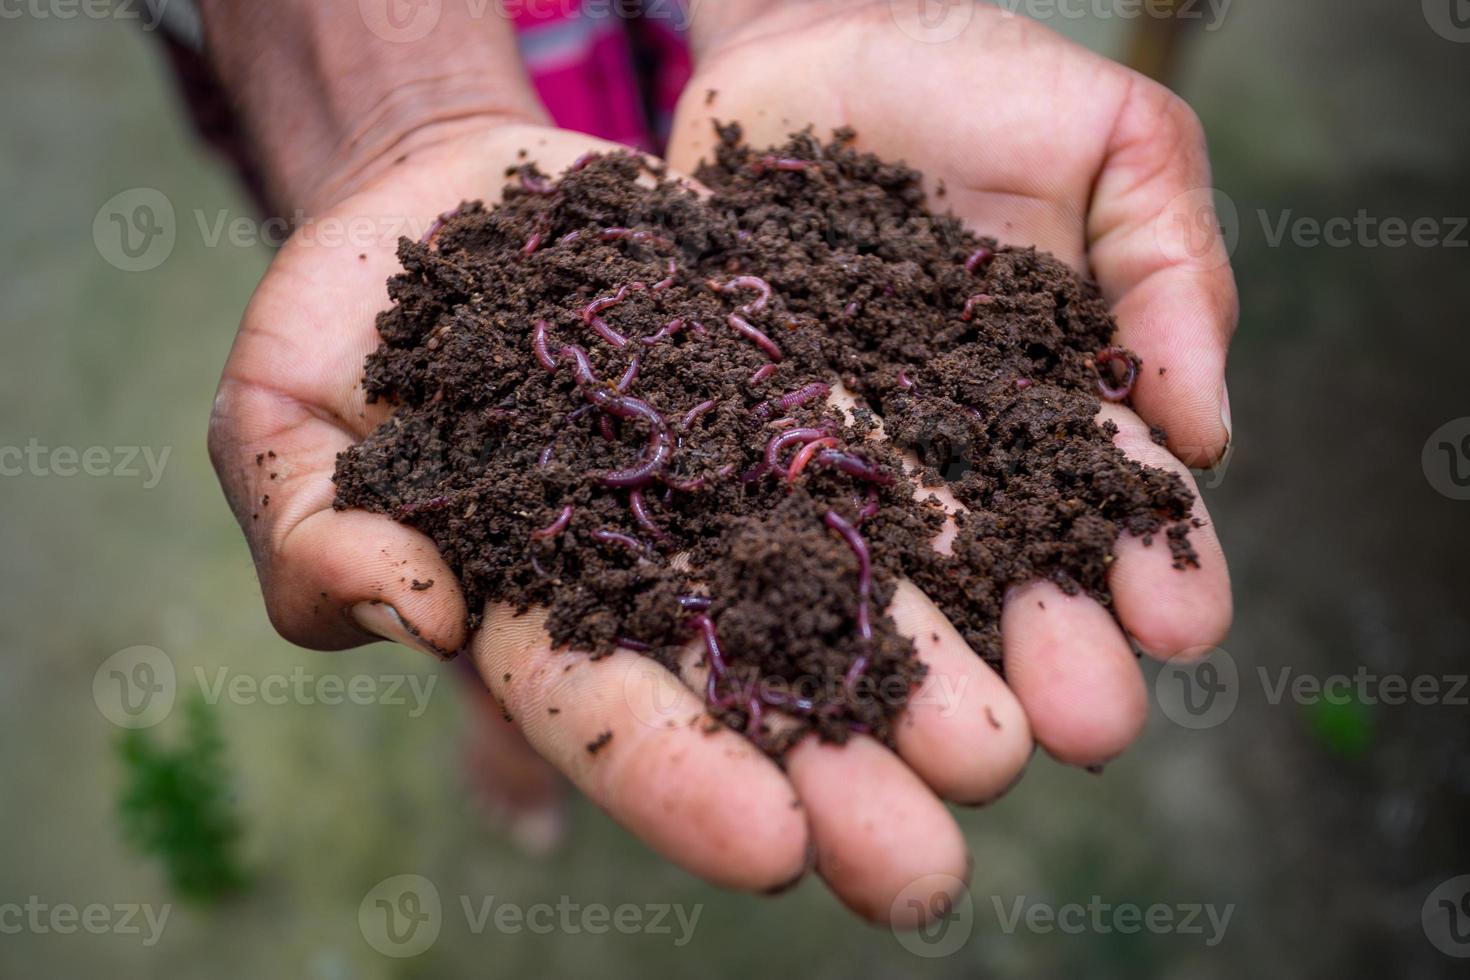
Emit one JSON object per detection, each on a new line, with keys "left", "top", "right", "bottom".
{"left": 964, "top": 246, "right": 994, "bottom": 274}
{"left": 764, "top": 427, "right": 829, "bottom": 470}
{"left": 843, "top": 656, "right": 870, "bottom": 691}
{"left": 641, "top": 318, "right": 687, "bottom": 346}
{"left": 600, "top": 227, "right": 674, "bottom": 249}
{"left": 392, "top": 494, "right": 453, "bottom": 520}
{"left": 530, "top": 504, "right": 574, "bottom": 540}
{"left": 843, "top": 301, "right": 859, "bottom": 318}
{"left": 582, "top": 283, "right": 646, "bottom": 348}
{"left": 687, "top": 613, "right": 728, "bottom": 680}
{"left": 824, "top": 509, "right": 873, "bottom": 645}
{"left": 752, "top": 155, "right": 812, "bottom": 174}
{"left": 677, "top": 594, "right": 712, "bottom": 612}
{"left": 420, "top": 209, "right": 455, "bottom": 246}
{"left": 786, "top": 437, "right": 841, "bottom": 481}
{"left": 727, "top": 314, "right": 784, "bottom": 362}
{"left": 532, "top": 319, "right": 558, "bottom": 372}
{"left": 814, "top": 449, "right": 892, "bottom": 485}
{"left": 615, "top": 636, "right": 652, "bottom": 652}
{"left": 1093, "top": 346, "right": 1141, "bottom": 402}
{"left": 628, "top": 488, "right": 668, "bottom": 542}
{"left": 748, "top": 363, "right": 777, "bottom": 385}
{"left": 896, "top": 370, "right": 914, "bottom": 390}
{"left": 557, "top": 229, "right": 583, "bottom": 245}
{"left": 1015, "top": 378, "right": 1034, "bottom": 390}
{"left": 708, "top": 275, "right": 772, "bottom": 314}
{"left": 522, "top": 231, "right": 544, "bottom": 255}
{"left": 659, "top": 472, "right": 707, "bottom": 493}
{"left": 592, "top": 528, "right": 648, "bottom": 555}
{"left": 616, "top": 355, "right": 641, "bottom": 392}
{"left": 520, "top": 172, "right": 554, "bottom": 195}
{"left": 679, "top": 399, "right": 718, "bottom": 431}
{"left": 651, "top": 260, "right": 677, "bottom": 292}
{"left": 855, "top": 488, "right": 881, "bottom": 524}
{"left": 778, "top": 382, "right": 830, "bottom": 413}
{"left": 595, "top": 395, "right": 672, "bottom": 487}
{"left": 960, "top": 293, "right": 993, "bottom": 321}
{"left": 569, "top": 152, "right": 597, "bottom": 172}
{"left": 537, "top": 442, "right": 557, "bottom": 468}
{"left": 599, "top": 415, "right": 617, "bottom": 442}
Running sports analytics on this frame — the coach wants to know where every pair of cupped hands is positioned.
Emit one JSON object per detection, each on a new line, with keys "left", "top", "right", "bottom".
{"left": 209, "top": 5, "right": 1235, "bottom": 925}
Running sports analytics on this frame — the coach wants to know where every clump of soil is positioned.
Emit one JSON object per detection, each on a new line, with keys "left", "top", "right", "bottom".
{"left": 333, "top": 125, "right": 1199, "bottom": 755}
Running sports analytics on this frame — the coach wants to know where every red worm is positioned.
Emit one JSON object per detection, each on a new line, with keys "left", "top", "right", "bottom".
{"left": 557, "top": 229, "right": 583, "bottom": 245}
{"left": 520, "top": 172, "right": 554, "bottom": 195}
{"left": 964, "top": 246, "right": 994, "bottom": 274}
{"left": 786, "top": 437, "right": 840, "bottom": 481}
{"left": 420, "top": 209, "right": 456, "bottom": 246}
{"left": 594, "top": 395, "right": 672, "bottom": 487}
{"left": 659, "top": 472, "right": 708, "bottom": 493}
{"left": 1093, "top": 346, "right": 1141, "bottom": 402}
{"left": 727, "top": 314, "right": 784, "bottom": 361}
{"left": 896, "top": 370, "right": 914, "bottom": 390}
{"left": 856, "top": 488, "right": 881, "bottom": 524}
{"left": 582, "top": 283, "right": 646, "bottom": 348}
{"left": 569, "top": 152, "right": 598, "bottom": 172}
{"left": 824, "top": 509, "right": 873, "bottom": 645}
{"left": 616, "top": 354, "right": 641, "bottom": 392}
{"left": 592, "top": 528, "right": 648, "bottom": 555}
{"left": 522, "top": 231, "right": 544, "bottom": 255}
{"left": 679, "top": 399, "right": 718, "bottom": 431}
{"left": 752, "top": 155, "right": 812, "bottom": 174}
{"left": 641, "top": 318, "right": 686, "bottom": 346}
{"left": 813, "top": 450, "right": 892, "bottom": 485}
{"left": 532, "top": 319, "right": 558, "bottom": 372}
{"left": 708, "top": 275, "right": 772, "bottom": 314}
{"left": 1016, "top": 378, "right": 1034, "bottom": 390}
{"left": 748, "top": 364, "right": 777, "bottom": 385}
{"left": 777, "top": 382, "right": 830, "bottom": 413}
{"left": 764, "top": 427, "right": 829, "bottom": 470}
{"left": 651, "top": 260, "right": 677, "bottom": 292}
{"left": 615, "top": 635, "right": 652, "bottom": 651}
{"left": 531, "top": 504, "right": 574, "bottom": 540}
{"left": 392, "top": 494, "right": 454, "bottom": 520}
{"left": 960, "top": 293, "right": 993, "bottom": 321}
{"left": 678, "top": 594, "right": 712, "bottom": 612}
{"left": 628, "top": 488, "right": 668, "bottom": 542}
{"left": 600, "top": 227, "right": 675, "bottom": 249}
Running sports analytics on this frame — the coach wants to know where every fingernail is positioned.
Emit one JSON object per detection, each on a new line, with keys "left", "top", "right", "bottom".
{"left": 350, "top": 601, "right": 451, "bottom": 661}
{"left": 1219, "top": 384, "right": 1233, "bottom": 447}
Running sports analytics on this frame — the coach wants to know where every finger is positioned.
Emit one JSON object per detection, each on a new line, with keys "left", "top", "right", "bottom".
{"left": 1001, "top": 580, "right": 1148, "bottom": 766}
{"left": 886, "top": 581, "right": 1033, "bottom": 804}
{"left": 472, "top": 604, "right": 812, "bottom": 893}
{"left": 209, "top": 377, "right": 468, "bottom": 656}
{"left": 1099, "top": 403, "right": 1232, "bottom": 659}
{"left": 784, "top": 734, "right": 969, "bottom": 925}
{"left": 1087, "top": 77, "right": 1237, "bottom": 467}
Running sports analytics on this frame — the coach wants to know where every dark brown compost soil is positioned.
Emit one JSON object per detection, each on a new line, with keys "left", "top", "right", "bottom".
{"left": 333, "top": 125, "right": 1199, "bottom": 755}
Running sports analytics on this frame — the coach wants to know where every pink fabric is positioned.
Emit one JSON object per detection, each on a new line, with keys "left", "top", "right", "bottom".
{"left": 513, "top": 1, "right": 692, "bottom": 152}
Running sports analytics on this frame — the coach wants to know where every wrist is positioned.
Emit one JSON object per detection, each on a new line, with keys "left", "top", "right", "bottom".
{"left": 199, "top": 0, "right": 546, "bottom": 214}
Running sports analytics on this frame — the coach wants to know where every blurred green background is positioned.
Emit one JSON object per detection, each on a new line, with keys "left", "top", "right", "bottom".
{"left": 2, "top": 1, "right": 1468, "bottom": 977}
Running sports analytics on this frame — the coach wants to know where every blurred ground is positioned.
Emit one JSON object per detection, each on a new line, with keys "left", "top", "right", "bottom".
{"left": 2, "top": 2, "right": 1467, "bottom": 977}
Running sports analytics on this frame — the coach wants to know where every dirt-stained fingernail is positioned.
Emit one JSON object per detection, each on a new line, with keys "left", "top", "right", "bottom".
{"left": 350, "top": 601, "right": 452, "bottom": 661}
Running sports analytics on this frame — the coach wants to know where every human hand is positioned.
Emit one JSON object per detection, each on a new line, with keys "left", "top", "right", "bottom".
{"left": 652, "top": 0, "right": 1235, "bottom": 917}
